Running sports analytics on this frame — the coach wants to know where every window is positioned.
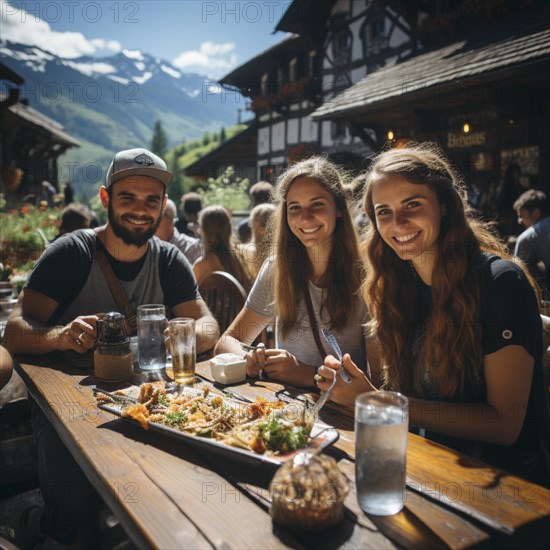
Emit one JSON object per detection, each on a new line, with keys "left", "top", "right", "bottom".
{"left": 289, "top": 58, "right": 298, "bottom": 82}
{"left": 261, "top": 73, "right": 269, "bottom": 97}
{"left": 333, "top": 29, "right": 352, "bottom": 62}
{"left": 277, "top": 68, "right": 285, "bottom": 93}
{"left": 332, "top": 30, "right": 352, "bottom": 88}
{"left": 362, "top": 16, "right": 388, "bottom": 57}
{"left": 308, "top": 51, "right": 317, "bottom": 77}
{"left": 331, "top": 121, "right": 346, "bottom": 140}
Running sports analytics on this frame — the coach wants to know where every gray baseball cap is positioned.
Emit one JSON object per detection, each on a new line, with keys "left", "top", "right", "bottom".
{"left": 106, "top": 148, "right": 173, "bottom": 188}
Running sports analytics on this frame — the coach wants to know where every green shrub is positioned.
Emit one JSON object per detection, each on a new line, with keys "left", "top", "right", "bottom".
{"left": 197, "top": 167, "right": 249, "bottom": 211}
{"left": 0, "top": 205, "right": 61, "bottom": 275}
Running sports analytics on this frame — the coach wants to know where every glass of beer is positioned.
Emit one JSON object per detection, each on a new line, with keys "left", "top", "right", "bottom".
{"left": 168, "top": 318, "right": 196, "bottom": 386}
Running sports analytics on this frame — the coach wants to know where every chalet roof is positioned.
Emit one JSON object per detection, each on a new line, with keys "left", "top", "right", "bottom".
{"left": 0, "top": 61, "right": 24, "bottom": 85}
{"left": 219, "top": 34, "right": 303, "bottom": 91}
{"left": 184, "top": 124, "right": 257, "bottom": 178}
{"left": 8, "top": 101, "right": 80, "bottom": 147}
{"left": 312, "top": 26, "right": 550, "bottom": 121}
{"left": 275, "top": 0, "right": 336, "bottom": 38}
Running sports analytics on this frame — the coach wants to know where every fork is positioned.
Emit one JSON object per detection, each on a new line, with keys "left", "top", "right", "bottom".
{"left": 239, "top": 342, "right": 265, "bottom": 352}
{"left": 303, "top": 375, "right": 338, "bottom": 432}
{"left": 321, "top": 327, "right": 352, "bottom": 383}
{"left": 92, "top": 387, "right": 138, "bottom": 404}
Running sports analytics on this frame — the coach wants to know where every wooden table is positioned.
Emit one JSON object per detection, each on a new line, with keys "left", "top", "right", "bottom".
{"left": 14, "top": 355, "right": 550, "bottom": 549}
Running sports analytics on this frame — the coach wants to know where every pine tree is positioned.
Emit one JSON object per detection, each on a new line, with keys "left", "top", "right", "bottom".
{"left": 168, "top": 154, "right": 184, "bottom": 199}
{"left": 220, "top": 127, "right": 227, "bottom": 143}
{"left": 151, "top": 120, "right": 167, "bottom": 157}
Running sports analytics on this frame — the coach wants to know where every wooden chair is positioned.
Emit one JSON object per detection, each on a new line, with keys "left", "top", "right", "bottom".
{"left": 198, "top": 271, "right": 275, "bottom": 357}
{"left": 199, "top": 271, "right": 247, "bottom": 335}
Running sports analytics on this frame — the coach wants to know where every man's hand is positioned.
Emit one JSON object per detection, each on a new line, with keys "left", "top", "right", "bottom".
{"left": 58, "top": 315, "right": 102, "bottom": 354}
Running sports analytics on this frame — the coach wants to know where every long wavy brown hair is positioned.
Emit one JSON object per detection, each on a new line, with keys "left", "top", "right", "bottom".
{"left": 362, "top": 142, "right": 538, "bottom": 400}
{"left": 273, "top": 156, "right": 364, "bottom": 337}
{"left": 199, "top": 205, "right": 251, "bottom": 289}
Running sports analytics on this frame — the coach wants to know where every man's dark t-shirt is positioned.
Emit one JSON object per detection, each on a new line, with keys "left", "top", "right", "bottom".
{"left": 27, "top": 229, "right": 199, "bottom": 325}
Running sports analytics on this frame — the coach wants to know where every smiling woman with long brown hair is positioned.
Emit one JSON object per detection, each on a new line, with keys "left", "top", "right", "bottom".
{"left": 318, "top": 142, "right": 549, "bottom": 485}
{"left": 215, "top": 156, "right": 368, "bottom": 388}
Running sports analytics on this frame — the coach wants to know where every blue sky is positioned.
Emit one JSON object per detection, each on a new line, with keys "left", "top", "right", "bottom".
{"left": 1, "top": 0, "right": 290, "bottom": 78}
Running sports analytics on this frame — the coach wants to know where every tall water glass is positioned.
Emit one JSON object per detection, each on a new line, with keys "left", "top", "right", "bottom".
{"left": 355, "top": 391, "right": 409, "bottom": 515}
{"left": 168, "top": 318, "right": 196, "bottom": 386}
{"left": 137, "top": 304, "right": 166, "bottom": 371}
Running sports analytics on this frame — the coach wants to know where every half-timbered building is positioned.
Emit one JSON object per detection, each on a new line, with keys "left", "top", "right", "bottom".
{"left": 217, "top": 0, "right": 431, "bottom": 181}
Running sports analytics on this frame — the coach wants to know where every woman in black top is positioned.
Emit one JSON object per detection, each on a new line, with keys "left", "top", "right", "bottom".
{"left": 318, "top": 142, "right": 549, "bottom": 485}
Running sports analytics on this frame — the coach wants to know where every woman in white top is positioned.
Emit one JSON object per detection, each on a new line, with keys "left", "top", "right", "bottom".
{"left": 215, "top": 156, "right": 368, "bottom": 388}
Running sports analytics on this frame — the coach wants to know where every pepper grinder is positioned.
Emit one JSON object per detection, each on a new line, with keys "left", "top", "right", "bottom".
{"left": 94, "top": 311, "right": 133, "bottom": 382}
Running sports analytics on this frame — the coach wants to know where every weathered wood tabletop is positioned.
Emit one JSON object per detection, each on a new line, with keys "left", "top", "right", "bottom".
{"left": 14, "top": 355, "right": 550, "bottom": 549}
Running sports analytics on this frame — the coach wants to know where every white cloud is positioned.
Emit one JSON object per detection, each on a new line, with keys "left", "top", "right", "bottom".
{"left": 201, "top": 42, "right": 235, "bottom": 56}
{"left": 0, "top": 0, "right": 120, "bottom": 58}
{"left": 172, "top": 41, "right": 238, "bottom": 76}
{"left": 90, "top": 38, "right": 122, "bottom": 54}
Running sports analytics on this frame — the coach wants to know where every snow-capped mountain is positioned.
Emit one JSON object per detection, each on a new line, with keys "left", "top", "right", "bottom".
{"left": 0, "top": 41, "right": 242, "bottom": 192}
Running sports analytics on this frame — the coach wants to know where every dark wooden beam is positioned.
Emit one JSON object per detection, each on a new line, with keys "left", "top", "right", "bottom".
{"left": 347, "top": 122, "right": 379, "bottom": 151}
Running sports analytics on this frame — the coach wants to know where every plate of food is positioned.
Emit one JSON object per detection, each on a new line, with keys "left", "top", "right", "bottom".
{"left": 94, "top": 381, "right": 339, "bottom": 466}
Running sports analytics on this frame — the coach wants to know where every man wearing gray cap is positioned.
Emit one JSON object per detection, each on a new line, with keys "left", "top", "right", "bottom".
{"left": 3, "top": 148, "right": 219, "bottom": 547}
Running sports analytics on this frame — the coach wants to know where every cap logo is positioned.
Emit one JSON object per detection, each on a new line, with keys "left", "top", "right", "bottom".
{"left": 134, "top": 153, "right": 155, "bottom": 166}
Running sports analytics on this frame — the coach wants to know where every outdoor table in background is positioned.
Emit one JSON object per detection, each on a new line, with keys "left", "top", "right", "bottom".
{"left": 13, "top": 355, "right": 550, "bottom": 549}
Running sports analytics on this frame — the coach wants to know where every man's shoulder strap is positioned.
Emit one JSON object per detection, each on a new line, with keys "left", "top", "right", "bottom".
{"left": 93, "top": 233, "right": 137, "bottom": 334}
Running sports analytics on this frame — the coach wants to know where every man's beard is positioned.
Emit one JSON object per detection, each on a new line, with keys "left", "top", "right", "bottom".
{"left": 108, "top": 202, "right": 162, "bottom": 247}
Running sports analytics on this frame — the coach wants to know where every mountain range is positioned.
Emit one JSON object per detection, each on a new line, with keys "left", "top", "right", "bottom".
{"left": 0, "top": 41, "right": 242, "bottom": 196}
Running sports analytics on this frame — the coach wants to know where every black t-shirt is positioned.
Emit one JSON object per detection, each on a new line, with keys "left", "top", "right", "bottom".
{"left": 408, "top": 254, "right": 548, "bottom": 483}
{"left": 27, "top": 230, "right": 199, "bottom": 324}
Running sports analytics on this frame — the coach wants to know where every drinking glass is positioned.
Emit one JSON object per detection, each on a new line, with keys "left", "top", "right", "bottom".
{"left": 136, "top": 304, "right": 166, "bottom": 371}
{"left": 355, "top": 391, "right": 409, "bottom": 515}
{"left": 168, "top": 318, "right": 196, "bottom": 386}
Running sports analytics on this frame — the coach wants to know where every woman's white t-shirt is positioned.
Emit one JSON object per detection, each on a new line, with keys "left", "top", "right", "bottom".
{"left": 246, "top": 258, "right": 368, "bottom": 368}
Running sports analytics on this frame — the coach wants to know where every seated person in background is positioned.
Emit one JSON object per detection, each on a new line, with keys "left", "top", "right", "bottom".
{"left": 513, "top": 189, "right": 550, "bottom": 297}
{"left": 3, "top": 147, "right": 219, "bottom": 548}
{"left": 239, "top": 203, "right": 276, "bottom": 281}
{"left": 0, "top": 345, "right": 13, "bottom": 390}
{"left": 177, "top": 191, "right": 203, "bottom": 237}
{"left": 317, "top": 142, "right": 549, "bottom": 485}
{"left": 156, "top": 198, "right": 202, "bottom": 264}
{"left": 193, "top": 205, "right": 252, "bottom": 290}
{"left": 53, "top": 202, "right": 92, "bottom": 240}
{"left": 38, "top": 180, "right": 56, "bottom": 207}
{"left": 215, "top": 157, "right": 368, "bottom": 389}
{"left": 237, "top": 181, "right": 274, "bottom": 243}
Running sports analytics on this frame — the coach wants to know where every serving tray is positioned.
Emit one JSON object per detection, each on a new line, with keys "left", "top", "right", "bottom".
{"left": 96, "top": 386, "right": 339, "bottom": 467}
